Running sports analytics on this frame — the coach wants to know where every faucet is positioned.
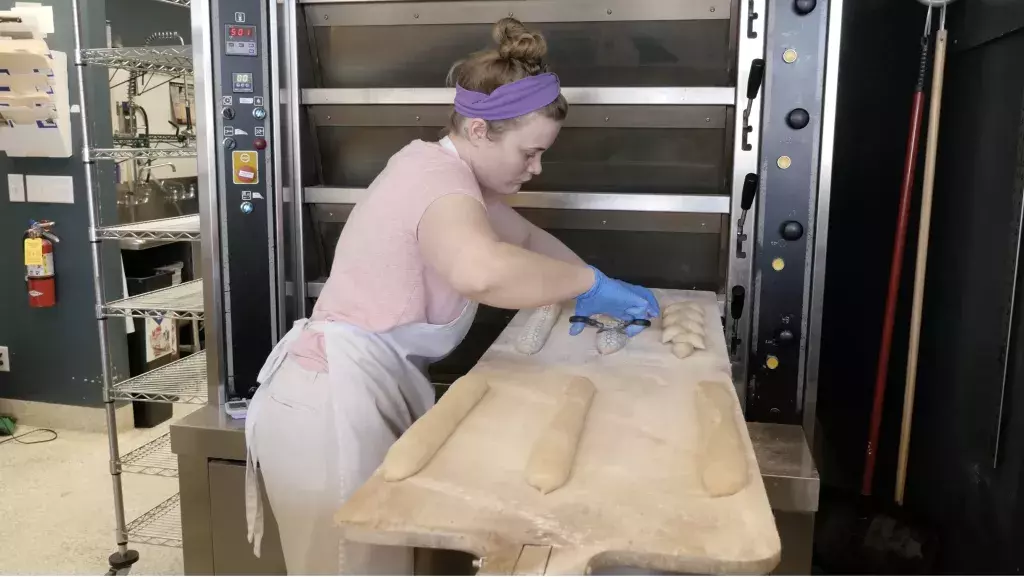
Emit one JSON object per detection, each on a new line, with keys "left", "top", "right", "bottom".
{"left": 138, "top": 162, "right": 177, "bottom": 178}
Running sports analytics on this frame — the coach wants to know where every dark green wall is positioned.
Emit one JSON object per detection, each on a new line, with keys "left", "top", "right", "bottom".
{"left": 0, "top": 0, "right": 129, "bottom": 407}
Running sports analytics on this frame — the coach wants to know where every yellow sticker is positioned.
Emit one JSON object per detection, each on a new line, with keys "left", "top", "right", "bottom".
{"left": 24, "top": 238, "right": 43, "bottom": 266}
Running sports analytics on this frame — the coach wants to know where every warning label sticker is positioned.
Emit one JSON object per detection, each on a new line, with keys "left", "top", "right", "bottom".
{"left": 232, "top": 150, "right": 259, "bottom": 185}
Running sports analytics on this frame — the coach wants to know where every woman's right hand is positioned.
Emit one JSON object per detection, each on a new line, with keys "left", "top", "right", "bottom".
{"left": 570, "top": 267, "right": 660, "bottom": 336}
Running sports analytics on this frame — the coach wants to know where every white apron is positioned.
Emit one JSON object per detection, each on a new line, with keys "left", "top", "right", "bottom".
{"left": 244, "top": 301, "right": 478, "bottom": 574}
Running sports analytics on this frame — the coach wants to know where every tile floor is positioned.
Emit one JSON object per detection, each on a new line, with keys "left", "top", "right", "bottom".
{"left": 0, "top": 406, "right": 195, "bottom": 575}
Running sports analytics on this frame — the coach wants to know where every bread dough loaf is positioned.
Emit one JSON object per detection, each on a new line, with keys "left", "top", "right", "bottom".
{"left": 678, "top": 309, "right": 705, "bottom": 325}
{"left": 664, "top": 301, "right": 702, "bottom": 315}
{"left": 695, "top": 381, "right": 749, "bottom": 497}
{"left": 670, "top": 331, "right": 706, "bottom": 350}
{"left": 672, "top": 342, "right": 695, "bottom": 359}
{"left": 525, "top": 376, "right": 597, "bottom": 494}
{"left": 596, "top": 328, "right": 628, "bottom": 355}
{"left": 677, "top": 319, "right": 705, "bottom": 335}
{"left": 516, "top": 303, "right": 562, "bottom": 355}
{"left": 662, "top": 324, "right": 686, "bottom": 344}
{"left": 382, "top": 375, "right": 490, "bottom": 481}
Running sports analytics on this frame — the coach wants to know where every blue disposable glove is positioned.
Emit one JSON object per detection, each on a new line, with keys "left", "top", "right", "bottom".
{"left": 619, "top": 280, "right": 661, "bottom": 319}
{"left": 570, "top": 267, "right": 661, "bottom": 337}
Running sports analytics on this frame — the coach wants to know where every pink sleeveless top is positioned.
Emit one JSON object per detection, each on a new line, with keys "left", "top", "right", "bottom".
{"left": 287, "top": 139, "right": 485, "bottom": 372}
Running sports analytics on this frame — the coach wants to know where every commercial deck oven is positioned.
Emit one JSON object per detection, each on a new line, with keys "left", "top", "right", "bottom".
{"left": 173, "top": 0, "right": 836, "bottom": 573}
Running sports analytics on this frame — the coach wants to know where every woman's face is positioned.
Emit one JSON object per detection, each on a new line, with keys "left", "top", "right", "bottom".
{"left": 463, "top": 114, "right": 562, "bottom": 195}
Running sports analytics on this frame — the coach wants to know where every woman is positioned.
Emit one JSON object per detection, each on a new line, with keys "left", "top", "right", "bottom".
{"left": 245, "top": 18, "right": 660, "bottom": 575}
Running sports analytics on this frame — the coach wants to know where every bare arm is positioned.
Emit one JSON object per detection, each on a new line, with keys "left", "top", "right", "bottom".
{"left": 419, "top": 194, "right": 594, "bottom": 309}
{"left": 486, "top": 199, "right": 585, "bottom": 265}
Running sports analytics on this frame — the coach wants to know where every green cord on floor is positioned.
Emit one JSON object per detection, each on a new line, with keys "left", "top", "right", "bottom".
{"left": 0, "top": 415, "right": 58, "bottom": 445}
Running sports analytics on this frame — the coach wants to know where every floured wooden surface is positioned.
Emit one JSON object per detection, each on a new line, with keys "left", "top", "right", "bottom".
{"left": 336, "top": 289, "right": 781, "bottom": 575}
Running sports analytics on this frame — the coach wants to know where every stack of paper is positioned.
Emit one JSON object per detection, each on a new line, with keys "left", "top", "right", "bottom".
{"left": 0, "top": 3, "right": 71, "bottom": 158}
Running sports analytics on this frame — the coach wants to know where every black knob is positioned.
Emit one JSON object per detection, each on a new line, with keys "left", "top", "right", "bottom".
{"left": 746, "top": 59, "right": 766, "bottom": 101}
{"left": 741, "top": 173, "right": 759, "bottom": 211}
{"left": 787, "top": 108, "right": 810, "bottom": 130}
{"left": 731, "top": 285, "right": 746, "bottom": 320}
{"left": 780, "top": 220, "right": 804, "bottom": 241}
{"left": 776, "top": 328, "right": 796, "bottom": 343}
{"left": 794, "top": 0, "right": 817, "bottom": 15}
{"left": 222, "top": 137, "right": 236, "bottom": 150}
{"left": 222, "top": 107, "right": 235, "bottom": 120}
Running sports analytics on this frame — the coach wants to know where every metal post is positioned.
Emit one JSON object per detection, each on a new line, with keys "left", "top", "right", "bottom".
{"left": 270, "top": 0, "right": 288, "bottom": 330}
{"left": 71, "top": 0, "right": 139, "bottom": 570}
{"left": 726, "top": 0, "right": 767, "bottom": 409}
{"left": 803, "top": 0, "right": 846, "bottom": 444}
{"left": 284, "top": 0, "right": 306, "bottom": 312}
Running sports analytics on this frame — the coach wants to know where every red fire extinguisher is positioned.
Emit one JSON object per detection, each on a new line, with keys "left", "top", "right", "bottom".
{"left": 24, "top": 220, "right": 59, "bottom": 308}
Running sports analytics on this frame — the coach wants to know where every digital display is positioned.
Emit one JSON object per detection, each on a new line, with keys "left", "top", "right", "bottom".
{"left": 224, "top": 25, "right": 257, "bottom": 56}
{"left": 232, "top": 72, "right": 254, "bottom": 93}
{"left": 228, "top": 25, "right": 255, "bottom": 38}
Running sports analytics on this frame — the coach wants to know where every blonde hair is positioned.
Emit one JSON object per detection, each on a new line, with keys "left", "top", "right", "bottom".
{"left": 446, "top": 18, "right": 568, "bottom": 137}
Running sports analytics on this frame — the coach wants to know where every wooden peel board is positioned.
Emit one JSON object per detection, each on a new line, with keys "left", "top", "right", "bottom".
{"left": 336, "top": 289, "right": 781, "bottom": 575}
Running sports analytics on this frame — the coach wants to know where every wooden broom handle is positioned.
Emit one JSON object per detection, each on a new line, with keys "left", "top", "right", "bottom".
{"left": 895, "top": 28, "right": 948, "bottom": 505}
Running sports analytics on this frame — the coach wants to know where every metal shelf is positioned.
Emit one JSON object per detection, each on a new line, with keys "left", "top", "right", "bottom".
{"left": 112, "top": 134, "right": 195, "bottom": 147}
{"left": 80, "top": 46, "right": 193, "bottom": 76}
{"left": 305, "top": 186, "right": 733, "bottom": 214}
{"left": 122, "top": 433, "right": 177, "bottom": 478}
{"left": 302, "top": 86, "right": 736, "bottom": 107}
{"left": 94, "top": 215, "right": 200, "bottom": 242}
{"left": 90, "top": 147, "right": 197, "bottom": 160}
{"left": 127, "top": 493, "right": 182, "bottom": 548}
{"left": 103, "top": 279, "right": 204, "bottom": 321}
{"left": 109, "top": 351, "right": 207, "bottom": 404}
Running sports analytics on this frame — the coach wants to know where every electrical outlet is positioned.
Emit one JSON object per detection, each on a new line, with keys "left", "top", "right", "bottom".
{"left": 0, "top": 346, "right": 8, "bottom": 372}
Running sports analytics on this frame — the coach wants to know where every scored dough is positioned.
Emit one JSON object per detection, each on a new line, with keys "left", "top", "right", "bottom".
{"left": 525, "top": 376, "right": 597, "bottom": 494}
{"left": 596, "top": 328, "right": 629, "bottom": 355}
{"left": 381, "top": 374, "right": 490, "bottom": 482}
{"left": 516, "top": 303, "right": 563, "bottom": 355}
{"left": 670, "top": 331, "right": 706, "bottom": 350}
{"left": 672, "top": 342, "right": 695, "bottom": 359}
{"left": 694, "top": 380, "right": 749, "bottom": 497}
{"left": 663, "top": 301, "right": 703, "bottom": 315}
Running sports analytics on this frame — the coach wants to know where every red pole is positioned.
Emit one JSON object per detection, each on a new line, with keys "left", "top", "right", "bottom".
{"left": 862, "top": 36, "right": 931, "bottom": 497}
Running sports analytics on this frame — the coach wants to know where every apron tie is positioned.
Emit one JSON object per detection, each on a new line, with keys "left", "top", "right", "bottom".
{"left": 256, "top": 319, "right": 312, "bottom": 386}
{"left": 246, "top": 318, "right": 313, "bottom": 557}
{"left": 245, "top": 443, "right": 265, "bottom": 557}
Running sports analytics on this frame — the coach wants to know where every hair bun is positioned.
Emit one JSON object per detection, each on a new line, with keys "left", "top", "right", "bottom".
{"left": 493, "top": 17, "right": 548, "bottom": 69}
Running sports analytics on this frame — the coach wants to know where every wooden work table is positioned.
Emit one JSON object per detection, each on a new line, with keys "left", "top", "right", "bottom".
{"left": 333, "top": 290, "right": 812, "bottom": 575}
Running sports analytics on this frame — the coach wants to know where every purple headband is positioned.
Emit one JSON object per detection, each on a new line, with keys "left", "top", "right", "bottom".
{"left": 454, "top": 72, "right": 561, "bottom": 121}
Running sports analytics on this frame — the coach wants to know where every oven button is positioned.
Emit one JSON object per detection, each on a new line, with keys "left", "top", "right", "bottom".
{"left": 222, "top": 137, "right": 236, "bottom": 150}
{"left": 780, "top": 220, "right": 804, "bottom": 241}
{"left": 253, "top": 137, "right": 267, "bottom": 150}
{"left": 253, "top": 107, "right": 267, "bottom": 120}
{"left": 776, "top": 328, "right": 795, "bottom": 344}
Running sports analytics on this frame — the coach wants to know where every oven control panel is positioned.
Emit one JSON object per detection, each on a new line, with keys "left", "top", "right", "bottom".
{"left": 212, "top": 0, "right": 277, "bottom": 398}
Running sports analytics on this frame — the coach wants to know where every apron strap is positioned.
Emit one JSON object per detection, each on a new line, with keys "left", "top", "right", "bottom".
{"left": 256, "top": 319, "right": 311, "bottom": 385}
{"left": 245, "top": 445, "right": 264, "bottom": 557}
